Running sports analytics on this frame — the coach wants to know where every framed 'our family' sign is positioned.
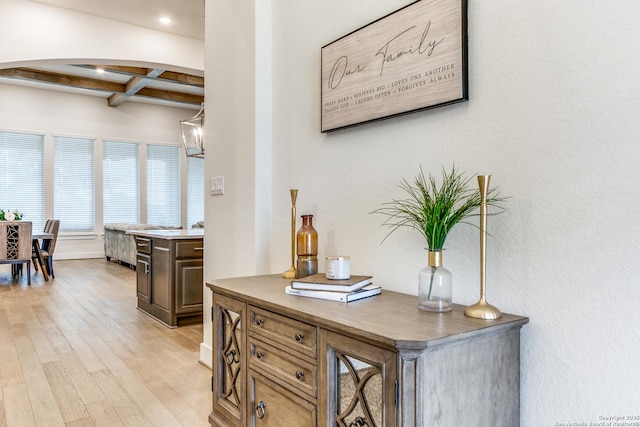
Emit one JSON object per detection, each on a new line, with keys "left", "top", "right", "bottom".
{"left": 321, "top": 0, "right": 468, "bottom": 132}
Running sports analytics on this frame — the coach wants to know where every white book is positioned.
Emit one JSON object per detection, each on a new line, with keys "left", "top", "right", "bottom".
{"left": 285, "top": 284, "right": 381, "bottom": 303}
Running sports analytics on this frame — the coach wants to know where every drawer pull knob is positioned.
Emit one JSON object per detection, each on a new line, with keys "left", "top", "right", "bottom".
{"left": 256, "top": 401, "right": 266, "bottom": 419}
{"left": 255, "top": 318, "right": 264, "bottom": 326}
{"left": 256, "top": 351, "right": 264, "bottom": 359}
{"left": 295, "top": 370, "right": 304, "bottom": 379}
{"left": 295, "top": 333, "right": 304, "bottom": 342}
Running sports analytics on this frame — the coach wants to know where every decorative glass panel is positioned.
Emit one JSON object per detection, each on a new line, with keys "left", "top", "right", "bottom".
{"left": 336, "top": 355, "right": 383, "bottom": 427}
{"left": 221, "top": 308, "right": 243, "bottom": 408}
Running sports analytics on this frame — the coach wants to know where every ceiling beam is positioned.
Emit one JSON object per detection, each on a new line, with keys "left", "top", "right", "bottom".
{"left": 108, "top": 68, "right": 164, "bottom": 107}
{"left": 0, "top": 68, "right": 124, "bottom": 93}
{"left": 135, "top": 87, "right": 204, "bottom": 105}
{"left": 0, "top": 67, "right": 204, "bottom": 107}
{"left": 74, "top": 65, "right": 204, "bottom": 87}
{"left": 157, "top": 70, "right": 204, "bottom": 87}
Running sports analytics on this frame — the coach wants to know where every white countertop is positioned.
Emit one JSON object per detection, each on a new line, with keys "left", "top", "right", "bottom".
{"left": 126, "top": 228, "right": 204, "bottom": 239}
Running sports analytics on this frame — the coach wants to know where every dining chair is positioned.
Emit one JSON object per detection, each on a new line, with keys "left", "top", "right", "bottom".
{"left": 0, "top": 221, "right": 32, "bottom": 285}
{"left": 32, "top": 219, "right": 60, "bottom": 279}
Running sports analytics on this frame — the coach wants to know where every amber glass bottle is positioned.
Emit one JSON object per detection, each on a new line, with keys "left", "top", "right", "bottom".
{"left": 296, "top": 215, "right": 318, "bottom": 278}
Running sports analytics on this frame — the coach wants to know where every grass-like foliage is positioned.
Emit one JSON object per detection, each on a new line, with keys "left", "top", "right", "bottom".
{"left": 372, "top": 165, "right": 508, "bottom": 250}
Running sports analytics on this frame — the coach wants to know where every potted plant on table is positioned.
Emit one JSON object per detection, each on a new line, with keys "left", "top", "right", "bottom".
{"left": 372, "top": 165, "right": 507, "bottom": 312}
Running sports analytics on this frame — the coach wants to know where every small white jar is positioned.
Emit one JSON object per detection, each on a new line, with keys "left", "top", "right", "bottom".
{"left": 325, "top": 256, "right": 351, "bottom": 280}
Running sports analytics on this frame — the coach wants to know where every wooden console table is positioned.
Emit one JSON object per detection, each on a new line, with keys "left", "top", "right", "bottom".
{"left": 206, "top": 275, "right": 528, "bottom": 426}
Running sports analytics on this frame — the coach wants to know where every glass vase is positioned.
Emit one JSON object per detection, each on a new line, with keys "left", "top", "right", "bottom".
{"left": 296, "top": 214, "right": 318, "bottom": 278}
{"left": 418, "top": 250, "right": 452, "bottom": 312}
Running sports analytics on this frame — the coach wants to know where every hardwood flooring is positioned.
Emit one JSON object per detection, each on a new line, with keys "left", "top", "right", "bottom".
{"left": 0, "top": 259, "right": 211, "bottom": 426}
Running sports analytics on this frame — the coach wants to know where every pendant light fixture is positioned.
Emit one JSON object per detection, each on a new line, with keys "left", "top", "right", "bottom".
{"left": 180, "top": 103, "right": 205, "bottom": 158}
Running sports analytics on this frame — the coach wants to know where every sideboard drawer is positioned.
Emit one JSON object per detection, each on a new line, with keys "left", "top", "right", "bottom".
{"left": 249, "top": 306, "right": 317, "bottom": 359}
{"left": 249, "top": 337, "right": 317, "bottom": 398}
{"left": 249, "top": 370, "right": 316, "bottom": 427}
{"left": 176, "top": 240, "right": 204, "bottom": 258}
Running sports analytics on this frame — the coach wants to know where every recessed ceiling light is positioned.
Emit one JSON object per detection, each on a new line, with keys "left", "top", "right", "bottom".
{"left": 159, "top": 16, "right": 172, "bottom": 25}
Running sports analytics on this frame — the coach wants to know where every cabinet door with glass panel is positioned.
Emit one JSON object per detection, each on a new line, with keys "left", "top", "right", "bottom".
{"left": 319, "top": 330, "right": 397, "bottom": 427}
{"left": 212, "top": 294, "right": 246, "bottom": 427}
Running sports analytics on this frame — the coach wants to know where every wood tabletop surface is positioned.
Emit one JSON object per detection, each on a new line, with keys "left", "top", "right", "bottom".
{"left": 208, "top": 274, "right": 528, "bottom": 351}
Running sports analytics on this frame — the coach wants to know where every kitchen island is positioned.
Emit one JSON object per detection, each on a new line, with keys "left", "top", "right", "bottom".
{"left": 127, "top": 228, "right": 204, "bottom": 327}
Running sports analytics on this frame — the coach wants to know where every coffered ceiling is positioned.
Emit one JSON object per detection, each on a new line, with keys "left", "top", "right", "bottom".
{"left": 0, "top": 0, "right": 205, "bottom": 109}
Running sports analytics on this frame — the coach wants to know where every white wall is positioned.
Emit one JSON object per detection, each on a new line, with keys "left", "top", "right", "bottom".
{"left": 200, "top": 0, "right": 260, "bottom": 365}
{"left": 204, "top": 0, "right": 640, "bottom": 425}
{"left": 0, "top": 82, "right": 195, "bottom": 259}
{"left": 0, "top": 0, "right": 203, "bottom": 72}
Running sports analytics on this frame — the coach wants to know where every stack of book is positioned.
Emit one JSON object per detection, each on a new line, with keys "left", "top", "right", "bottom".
{"left": 285, "top": 273, "right": 381, "bottom": 302}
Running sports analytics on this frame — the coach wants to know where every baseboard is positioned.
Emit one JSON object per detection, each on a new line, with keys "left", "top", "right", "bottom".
{"left": 55, "top": 252, "right": 104, "bottom": 260}
{"left": 200, "top": 342, "right": 212, "bottom": 369}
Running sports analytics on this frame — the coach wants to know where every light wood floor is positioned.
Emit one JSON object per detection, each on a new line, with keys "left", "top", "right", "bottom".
{"left": 0, "top": 259, "right": 211, "bottom": 427}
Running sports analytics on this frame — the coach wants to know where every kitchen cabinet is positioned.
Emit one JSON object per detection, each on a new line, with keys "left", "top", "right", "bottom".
{"left": 135, "top": 236, "right": 151, "bottom": 304}
{"left": 130, "top": 229, "right": 204, "bottom": 327}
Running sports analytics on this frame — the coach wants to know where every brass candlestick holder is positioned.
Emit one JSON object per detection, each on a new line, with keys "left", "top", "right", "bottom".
{"left": 465, "top": 175, "right": 502, "bottom": 320}
{"left": 282, "top": 189, "right": 298, "bottom": 278}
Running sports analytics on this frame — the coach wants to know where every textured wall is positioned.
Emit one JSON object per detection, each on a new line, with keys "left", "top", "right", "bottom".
{"left": 204, "top": 1, "right": 640, "bottom": 424}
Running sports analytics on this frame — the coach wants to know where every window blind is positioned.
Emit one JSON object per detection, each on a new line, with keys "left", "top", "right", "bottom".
{"left": 54, "top": 135, "right": 95, "bottom": 232}
{"left": 146, "top": 144, "right": 180, "bottom": 227}
{"left": 103, "top": 140, "right": 140, "bottom": 224}
{"left": 187, "top": 156, "right": 204, "bottom": 227}
{"left": 0, "top": 130, "right": 45, "bottom": 232}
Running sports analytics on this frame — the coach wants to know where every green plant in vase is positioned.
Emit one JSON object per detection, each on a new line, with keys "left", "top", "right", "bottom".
{"left": 372, "top": 165, "right": 507, "bottom": 312}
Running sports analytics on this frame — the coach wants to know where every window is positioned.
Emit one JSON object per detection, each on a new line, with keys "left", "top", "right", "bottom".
{"left": 2, "top": 132, "right": 188, "bottom": 236}
{"left": 54, "top": 135, "right": 95, "bottom": 232}
{"left": 103, "top": 140, "right": 140, "bottom": 224}
{"left": 0, "top": 130, "right": 45, "bottom": 231}
{"left": 187, "top": 156, "right": 204, "bottom": 227}
{"left": 146, "top": 144, "right": 180, "bottom": 227}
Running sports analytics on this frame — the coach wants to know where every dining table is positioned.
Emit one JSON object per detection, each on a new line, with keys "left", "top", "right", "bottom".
{"left": 33, "top": 231, "right": 53, "bottom": 281}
